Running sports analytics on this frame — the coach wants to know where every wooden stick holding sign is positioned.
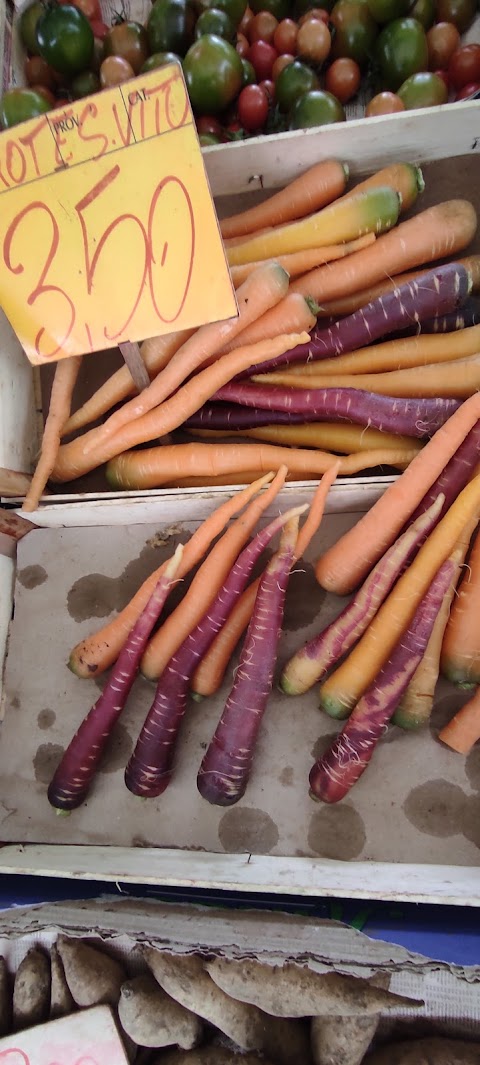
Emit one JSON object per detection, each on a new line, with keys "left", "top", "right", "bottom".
{"left": 119, "top": 341, "right": 151, "bottom": 394}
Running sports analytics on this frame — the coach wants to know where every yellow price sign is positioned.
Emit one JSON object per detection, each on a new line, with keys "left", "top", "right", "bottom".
{"left": 0, "top": 64, "right": 238, "bottom": 366}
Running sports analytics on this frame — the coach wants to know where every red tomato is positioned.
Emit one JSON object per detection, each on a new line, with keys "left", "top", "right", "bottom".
{"left": 239, "top": 5, "right": 254, "bottom": 34}
{"left": 249, "top": 11, "right": 278, "bottom": 41}
{"left": 30, "top": 84, "right": 56, "bottom": 105}
{"left": 365, "top": 90, "right": 405, "bottom": 115}
{"left": 58, "top": 0, "right": 102, "bottom": 20}
{"left": 236, "top": 31, "right": 250, "bottom": 55}
{"left": 426, "top": 21, "right": 460, "bottom": 70}
{"left": 455, "top": 80, "right": 480, "bottom": 98}
{"left": 298, "top": 8, "right": 330, "bottom": 24}
{"left": 99, "top": 55, "right": 135, "bottom": 87}
{"left": 90, "top": 19, "right": 110, "bottom": 40}
{"left": 272, "top": 52, "right": 295, "bottom": 79}
{"left": 273, "top": 18, "right": 298, "bottom": 53}
{"left": 25, "top": 55, "right": 58, "bottom": 91}
{"left": 259, "top": 77, "right": 275, "bottom": 102}
{"left": 325, "top": 56, "right": 361, "bottom": 102}
{"left": 237, "top": 82, "right": 269, "bottom": 128}
{"left": 247, "top": 39, "right": 278, "bottom": 79}
{"left": 196, "top": 114, "right": 224, "bottom": 135}
{"left": 448, "top": 43, "right": 480, "bottom": 89}
{"left": 296, "top": 19, "right": 331, "bottom": 64}
{"left": 434, "top": 67, "right": 450, "bottom": 89}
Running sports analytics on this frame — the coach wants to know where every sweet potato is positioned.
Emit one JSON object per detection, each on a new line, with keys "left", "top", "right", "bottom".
{"left": 365, "top": 1036, "right": 480, "bottom": 1063}
{"left": 118, "top": 974, "right": 203, "bottom": 1050}
{"left": 57, "top": 935, "right": 125, "bottom": 1008}
{"left": 311, "top": 973, "right": 391, "bottom": 1065}
{"left": 205, "top": 959, "right": 422, "bottom": 1018}
{"left": 0, "top": 957, "right": 12, "bottom": 1036}
{"left": 49, "top": 943, "right": 75, "bottom": 1020}
{"left": 152, "top": 1050, "right": 277, "bottom": 1065}
{"left": 13, "top": 947, "right": 50, "bottom": 1031}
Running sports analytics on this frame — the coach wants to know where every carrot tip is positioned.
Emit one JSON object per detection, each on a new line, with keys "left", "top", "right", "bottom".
{"left": 190, "top": 691, "right": 204, "bottom": 702}
{"left": 55, "top": 808, "right": 71, "bottom": 818}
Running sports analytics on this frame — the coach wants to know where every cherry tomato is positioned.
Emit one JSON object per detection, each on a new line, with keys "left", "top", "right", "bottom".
{"left": 37, "top": 4, "right": 94, "bottom": 76}
{"left": 272, "top": 52, "right": 295, "bottom": 78}
{"left": 196, "top": 114, "right": 224, "bottom": 134}
{"left": 238, "top": 83, "right": 269, "bottom": 127}
{"left": 195, "top": 7, "right": 236, "bottom": 39}
{"left": 90, "top": 19, "right": 110, "bottom": 40}
{"left": 249, "top": 0, "right": 290, "bottom": 17}
{"left": 241, "top": 56, "right": 257, "bottom": 82}
{"left": 375, "top": 17, "right": 428, "bottom": 92}
{"left": 397, "top": 69, "right": 448, "bottom": 107}
{"left": 408, "top": 0, "right": 435, "bottom": 28}
{"left": 59, "top": 0, "right": 102, "bottom": 18}
{"left": 296, "top": 19, "right": 331, "bottom": 63}
{"left": 71, "top": 69, "right": 101, "bottom": 97}
{"left": 247, "top": 39, "right": 278, "bottom": 79}
{"left": 298, "top": 7, "right": 330, "bottom": 22}
{"left": 259, "top": 77, "right": 275, "bottom": 101}
{"left": 288, "top": 88, "right": 345, "bottom": 127}
{"left": 455, "top": 80, "right": 480, "bottom": 98}
{"left": 183, "top": 34, "right": 244, "bottom": 112}
{"left": 249, "top": 11, "right": 279, "bottom": 41}
{"left": 199, "top": 131, "right": 222, "bottom": 144}
{"left": 275, "top": 58, "right": 319, "bottom": 110}
{"left": 99, "top": 55, "right": 135, "bottom": 87}
{"left": 330, "top": 0, "right": 378, "bottom": 68}
{"left": 29, "top": 84, "right": 57, "bottom": 105}
{"left": 433, "top": 67, "right": 451, "bottom": 89}
{"left": 0, "top": 88, "right": 51, "bottom": 130}
{"left": 239, "top": 6, "right": 254, "bottom": 34}
{"left": 426, "top": 22, "right": 460, "bottom": 70}
{"left": 325, "top": 56, "right": 361, "bottom": 101}
{"left": 366, "top": 0, "right": 409, "bottom": 22}
{"left": 365, "top": 89, "right": 405, "bottom": 114}
{"left": 435, "top": 0, "right": 476, "bottom": 32}
{"left": 141, "top": 51, "right": 181, "bottom": 71}
{"left": 24, "top": 55, "right": 58, "bottom": 91}
{"left": 273, "top": 18, "right": 298, "bottom": 52}
{"left": 103, "top": 21, "right": 149, "bottom": 74}
{"left": 236, "top": 31, "right": 250, "bottom": 55}
{"left": 147, "top": 0, "right": 196, "bottom": 57}
{"left": 448, "top": 44, "right": 480, "bottom": 90}
{"left": 19, "top": 2, "right": 44, "bottom": 56}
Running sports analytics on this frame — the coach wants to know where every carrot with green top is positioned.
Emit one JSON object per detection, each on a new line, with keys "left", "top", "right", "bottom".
{"left": 438, "top": 686, "right": 480, "bottom": 753}
{"left": 228, "top": 234, "right": 376, "bottom": 287}
{"left": 226, "top": 186, "right": 401, "bottom": 267}
{"left": 441, "top": 523, "right": 480, "bottom": 688}
{"left": 319, "top": 472, "right": 480, "bottom": 719}
{"left": 338, "top": 162, "right": 424, "bottom": 212}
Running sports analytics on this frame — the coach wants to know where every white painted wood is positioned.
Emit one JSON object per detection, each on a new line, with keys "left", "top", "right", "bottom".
{"left": 0, "top": 1004, "right": 129, "bottom": 1063}
{"left": 1, "top": 844, "right": 480, "bottom": 906}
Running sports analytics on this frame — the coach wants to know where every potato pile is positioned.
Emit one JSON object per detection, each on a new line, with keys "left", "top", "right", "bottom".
{"left": 0, "top": 935, "right": 479, "bottom": 1064}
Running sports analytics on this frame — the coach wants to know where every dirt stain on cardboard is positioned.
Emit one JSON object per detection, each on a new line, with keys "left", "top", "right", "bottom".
{"left": 98, "top": 724, "right": 133, "bottom": 774}
{"left": 462, "top": 793, "right": 480, "bottom": 849}
{"left": 466, "top": 746, "right": 480, "bottom": 792}
{"left": 33, "top": 743, "right": 64, "bottom": 784}
{"left": 37, "top": 708, "right": 56, "bottom": 731}
{"left": 283, "top": 563, "right": 327, "bottom": 632}
{"left": 67, "top": 539, "right": 189, "bottom": 621}
{"left": 218, "top": 807, "right": 279, "bottom": 853}
{"left": 403, "top": 779, "right": 466, "bottom": 837}
{"left": 17, "top": 564, "right": 47, "bottom": 589}
{"left": 310, "top": 733, "right": 339, "bottom": 761}
{"left": 279, "top": 766, "right": 294, "bottom": 787}
{"left": 308, "top": 804, "right": 366, "bottom": 860}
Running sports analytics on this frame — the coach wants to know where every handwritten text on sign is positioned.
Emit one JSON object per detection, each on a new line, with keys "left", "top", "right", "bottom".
{"left": 0, "top": 64, "right": 237, "bottom": 365}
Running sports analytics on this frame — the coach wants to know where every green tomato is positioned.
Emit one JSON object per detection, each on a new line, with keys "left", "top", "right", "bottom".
{"left": 141, "top": 51, "right": 181, "bottom": 72}
{"left": 147, "top": 0, "right": 196, "bottom": 58}
{"left": 241, "top": 57, "right": 257, "bottom": 84}
{"left": 0, "top": 88, "right": 51, "bottom": 131}
{"left": 375, "top": 17, "right": 428, "bottom": 91}
{"left": 435, "top": 0, "right": 476, "bottom": 31}
{"left": 71, "top": 70, "right": 101, "bottom": 99}
{"left": 275, "top": 59, "right": 319, "bottom": 112}
{"left": 397, "top": 70, "right": 448, "bottom": 106}
{"left": 195, "top": 7, "right": 236, "bottom": 39}
{"left": 203, "top": 0, "right": 248, "bottom": 26}
{"left": 199, "top": 131, "right": 222, "bottom": 144}
{"left": 367, "top": 0, "right": 409, "bottom": 22}
{"left": 288, "top": 89, "right": 346, "bottom": 127}
{"left": 183, "top": 34, "right": 243, "bottom": 113}
{"left": 250, "top": 0, "right": 290, "bottom": 16}
{"left": 19, "top": 1, "right": 44, "bottom": 56}
{"left": 294, "top": 0, "right": 335, "bottom": 14}
{"left": 408, "top": 0, "right": 435, "bottom": 28}
{"left": 330, "top": 0, "right": 378, "bottom": 68}
{"left": 37, "top": 4, "right": 94, "bottom": 76}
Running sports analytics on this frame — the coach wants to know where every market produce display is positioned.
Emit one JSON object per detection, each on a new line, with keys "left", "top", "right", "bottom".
{"left": 0, "top": 0, "right": 478, "bottom": 140}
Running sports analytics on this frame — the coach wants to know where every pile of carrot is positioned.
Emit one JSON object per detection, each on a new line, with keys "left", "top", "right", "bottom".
{"left": 20, "top": 157, "right": 480, "bottom": 507}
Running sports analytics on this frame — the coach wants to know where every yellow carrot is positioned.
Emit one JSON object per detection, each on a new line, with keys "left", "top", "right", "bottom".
{"left": 319, "top": 472, "right": 480, "bottom": 719}
{"left": 228, "top": 233, "right": 376, "bottom": 287}
{"left": 188, "top": 423, "right": 421, "bottom": 455}
{"left": 339, "top": 162, "right": 424, "bottom": 213}
{"left": 254, "top": 354, "right": 480, "bottom": 399}
{"left": 220, "top": 159, "right": 348, "bottom": 239}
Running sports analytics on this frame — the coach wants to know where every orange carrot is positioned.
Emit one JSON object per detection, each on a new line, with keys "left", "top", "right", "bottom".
{"left": 53, "top": 331, "right": 310, "bottom": 482}
{"left": 438, "top": 686, "right": 480, "bottom": 753}
{"left": 0, "top": 468, "right": 33, "bottom": 498}
{"left": 320, "top": 471, "right": 480, "bottom": 719}
{"left": 289, "top": 200, "right": 477, "bottom": 303}
{"left": 339, "top": 162, "right": 424, "bottom": 214}
{"left": 441, "top": 523, "right": 480, "bottom": 688}
{"left": 217, "top": 293, "right": 316, "bottom": 356}
{"left": 314, "top": 255, "right": 480, "bottom": 317}
{"left": 162, "top": 471, "right": 273, "bottom": 487}
{"left": 75, "top": 262, "right": 289, "bottom": 457}
{"left": 276, "top": 324, "right": 480, "bottom": 377}
{"left": 68, "top": 472, "right": 275, "bottom": 679}
{"left": 190, "top": 464, "right": 340, "bottom": 698}
{"left": 140, "top": 465, "right": 290, "bottom": 680}
{"left": 190, "top": 423, "right": 421, "bottom": 455}
{"left": 256, "top": 354, "right": 480, "bottom": 399}
{"left": 22, "top": 356, "right": 82, "bottom": 513}
{"left": 106, "top": 440, "right": 418, "bottom": 491}
{"left": 315, "top": 392, "right": 480, "bottom": 597}
{"left": 63, "top": 330, "right": 194, "bottom": 436}
{"left": 220, "top": 159, "right": 348, "bottom": 240}
{"left": 228, "top": 234, "right": 376, "bottom": 287}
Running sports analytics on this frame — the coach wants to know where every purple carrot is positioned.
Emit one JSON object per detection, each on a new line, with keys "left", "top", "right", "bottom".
{"left": 182, "top": 403, "right": 310, "bottom": 432}
{"left": 309, "top": 556, "right": 457, "bottom": 804}
{"left": 197, "top": 516, "right": 298, "bottom": 807}
{"left": 242, "top": 262, "right": 473, "bottom": 376}
{"left": 406, "top": 422, "right": 480, "bottom": 528}
{"left": 47, "top": 545, "right": 183, "bottom": 812}
{"left": 124, "top": 504, "right": 306, "bottom": 798}
{"left": 280, "top": 494, "right": 444, "bottom": 698}
{"left": 212, "top": 381, "right": 460, "bottom": 440}
{"left": 394, "top": 297, "right": 480, "bottom": 336}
